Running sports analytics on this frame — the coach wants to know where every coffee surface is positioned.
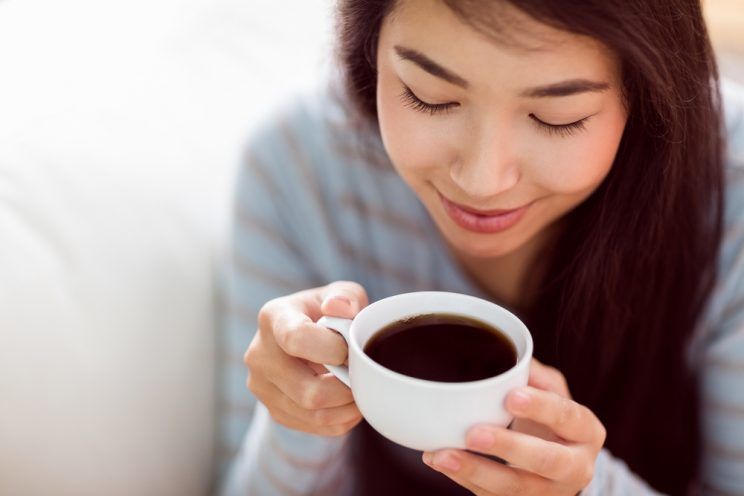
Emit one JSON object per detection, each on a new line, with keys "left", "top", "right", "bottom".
{"left": 363, "top": 313, "right": 517, "bottom": 382}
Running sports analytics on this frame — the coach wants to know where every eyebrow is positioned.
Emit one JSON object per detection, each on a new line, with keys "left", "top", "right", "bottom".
{"left": 394, "top": 45, "right": 469, "bottom": 88}
{"left": 393, "top": 45, "right": 610, "bottom": 98}
{"left": 520, "top": 79, "right": 610, "bottom": 98}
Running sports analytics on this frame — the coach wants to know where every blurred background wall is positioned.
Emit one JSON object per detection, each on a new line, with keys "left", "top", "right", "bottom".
{"left": 706, "top": 0, "right": 744, "bottom": 81}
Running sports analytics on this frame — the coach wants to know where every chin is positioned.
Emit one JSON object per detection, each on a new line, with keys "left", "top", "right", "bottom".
{"left": 449, "top": 234, "right": 522, "bottom": 259}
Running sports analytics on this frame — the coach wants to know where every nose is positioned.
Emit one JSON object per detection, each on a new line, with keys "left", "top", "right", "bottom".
{"left": 449, "top": 124, "right": 521, "bottom": 201}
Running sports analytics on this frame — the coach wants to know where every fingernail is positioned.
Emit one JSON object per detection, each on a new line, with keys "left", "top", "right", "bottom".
{"left": 467, "top": 427, "right": 495, "bottom": 450}
{"left": 508, "top": 390, "right": 531, "bottom": 411}
{"left": 422, "top": 452, "right": 434, "bottom": 465}
{"left": 432, "top": 451, "right": 461, "bottom": 472}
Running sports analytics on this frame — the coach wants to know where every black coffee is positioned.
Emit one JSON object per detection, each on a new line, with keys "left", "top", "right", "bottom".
{"left": 363, "top": 313, "right": 517, "bottom": 382}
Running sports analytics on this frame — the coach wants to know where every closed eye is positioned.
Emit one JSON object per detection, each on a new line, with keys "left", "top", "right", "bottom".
{"left": 399, "top": 85, "right": 459, "bottom": 115}
{"left": 529, "top": 113, "right": 592, "bottom": 137}
{"left": 399, "top": 84, "right": 592, "bottom": 139}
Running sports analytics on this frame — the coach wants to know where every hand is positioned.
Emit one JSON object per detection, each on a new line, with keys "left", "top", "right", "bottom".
{"left": 422, "top": 359, "right": 606, "bottom": 495}
{"left": 243, "top": 281, "right": 368, "bottom": 436}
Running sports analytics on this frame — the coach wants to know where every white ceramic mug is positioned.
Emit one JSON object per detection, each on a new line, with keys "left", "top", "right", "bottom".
{"left": 318, "top": 291, "right": 533, "bottom": 452}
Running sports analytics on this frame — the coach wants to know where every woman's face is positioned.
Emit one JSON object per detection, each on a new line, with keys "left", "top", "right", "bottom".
{"left": 376, "top": 0, "right": 628, "bottom": 260}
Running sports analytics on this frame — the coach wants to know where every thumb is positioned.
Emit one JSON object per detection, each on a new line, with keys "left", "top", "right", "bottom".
{"left": 320, "top": 280, "right": 369, "bottom": 319}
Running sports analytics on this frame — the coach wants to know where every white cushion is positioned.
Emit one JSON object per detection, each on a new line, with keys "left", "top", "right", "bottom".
{"left": 0, "top": 0, "right": 331, "bottom": 494}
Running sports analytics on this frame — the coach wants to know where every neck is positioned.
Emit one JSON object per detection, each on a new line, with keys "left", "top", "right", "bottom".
{"left": 449, "top": 221, "right": 564, "bottom": 311}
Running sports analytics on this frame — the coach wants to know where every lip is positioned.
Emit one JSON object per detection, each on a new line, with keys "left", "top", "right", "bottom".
{"left": 439, "top": 193, "right": 532, "bottom": 234}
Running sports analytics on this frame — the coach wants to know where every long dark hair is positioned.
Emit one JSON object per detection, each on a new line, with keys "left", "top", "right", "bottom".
{"left": 336, "top": 1, "right": 725, "bottom": 494}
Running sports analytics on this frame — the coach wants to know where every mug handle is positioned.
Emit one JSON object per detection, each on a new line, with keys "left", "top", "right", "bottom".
{"left": 317, "top": 316, "right": 353, "bottom": 388}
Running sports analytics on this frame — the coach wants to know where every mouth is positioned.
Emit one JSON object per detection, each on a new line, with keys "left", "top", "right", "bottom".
{"left": 438, "top": 192, "right": 533, "bottom": 234}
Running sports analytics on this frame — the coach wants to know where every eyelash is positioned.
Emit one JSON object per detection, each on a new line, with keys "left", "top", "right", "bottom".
{"left": 529, "top": 114, "right": 589, "bottom": 137}
{"left": 399, "top": 85, "right": 458, "bottom": 115}
{"left": 399, "top": 85, "right": 590, "bottom": 137}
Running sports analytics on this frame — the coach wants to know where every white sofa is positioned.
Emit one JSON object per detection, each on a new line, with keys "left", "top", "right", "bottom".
{"left": 0, "top": 0, "right": 331, "bottom": 494}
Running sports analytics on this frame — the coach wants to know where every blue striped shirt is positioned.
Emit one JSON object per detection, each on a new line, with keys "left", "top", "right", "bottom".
{"left": 218, "top": 77, "right": 744, "bottom": 495}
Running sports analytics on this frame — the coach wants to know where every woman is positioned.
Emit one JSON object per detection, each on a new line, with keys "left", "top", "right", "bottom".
{"left": 219, "top": 0, "right": 744, "bottom": 494}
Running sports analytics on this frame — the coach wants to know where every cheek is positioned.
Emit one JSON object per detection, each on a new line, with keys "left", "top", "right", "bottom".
{"left": 531, "top": 113, "right": 625, "bottom": 195}
{"left": 376, "top": 76, "right": 457, "bottom": 180}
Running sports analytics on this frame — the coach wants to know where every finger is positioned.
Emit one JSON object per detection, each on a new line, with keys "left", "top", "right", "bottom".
{"left": 256, "top": 378, "right": 363, "bottom": 428}
{"left": 246, "top": 328, "right": 355, "bottom": 408}
{"left": 508, "top": 417, "right": 562, "bottom": 443}
{"left": 465, "top": 424, "right": 577, "bottom": 480}
{"left": 319, "top": 280, "right": 369, "bottom": 318}
{"left": 424, "top": 449, "right": 549, "bottom": 496}
{"left": 264, "top": 355, "right": 356, "bottom": 409}
{"left": 505, "top": 386, "right": 604, "bottom": 445}
{"left": 270, "top": 307, "right": 348, "bottom": 365}
{"left": 423, "top": 450, "right": 488, "bottom": 495}
{"left": 266, "top": 400, "right": 363, "bottom": 437}
{"left": 527, "top": 359, "right": 571, "bottom": 398}
{"left": 307, "top": 360, "right": 333, "bottom": 375}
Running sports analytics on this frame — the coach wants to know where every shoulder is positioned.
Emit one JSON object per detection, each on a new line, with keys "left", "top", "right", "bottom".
{"left": 241, "top": 78, "right": 388, "bottom": 174}
{"left": 238, "top": 82, "right": 336, "bottom": 175}
{"left": 722, "top": 77, "right": 744, "bottom": 189}
{"left": 690, "top": 79, "right": 744, "bottom": 350}
{"left": 722, "top": 77, "right": 744, "bottom": 195}
{"left": 722, "top": 77, "right": 744, "bottom": 161}
{"left": 233, "top": 80, "right": 430, "bottom": 285}
{"left": 237, "top": 79, "right": 401, "bottom": 211}
{"left": 720, "top": 78, "right": 744, "bottom": 276}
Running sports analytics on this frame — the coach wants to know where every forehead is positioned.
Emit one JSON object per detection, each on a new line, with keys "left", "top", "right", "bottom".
{"left": 383, "top": 0, "right": 619, "bottom": 92}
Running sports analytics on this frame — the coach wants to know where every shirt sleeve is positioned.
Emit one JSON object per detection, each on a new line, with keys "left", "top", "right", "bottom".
{"left": 693, "top": 78, "right": 744, "bottom": 495}
{"left": 696, "top": 213, "right": 744, "bottom": 494}
{"left": 698, "top": 320, "right": 744, "bottom": 495}
{"left": 581, "top": 449, "right": 665, "bottom": 495}
{"left": 216, "top": 112, "right": 351, "bottom": 495}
